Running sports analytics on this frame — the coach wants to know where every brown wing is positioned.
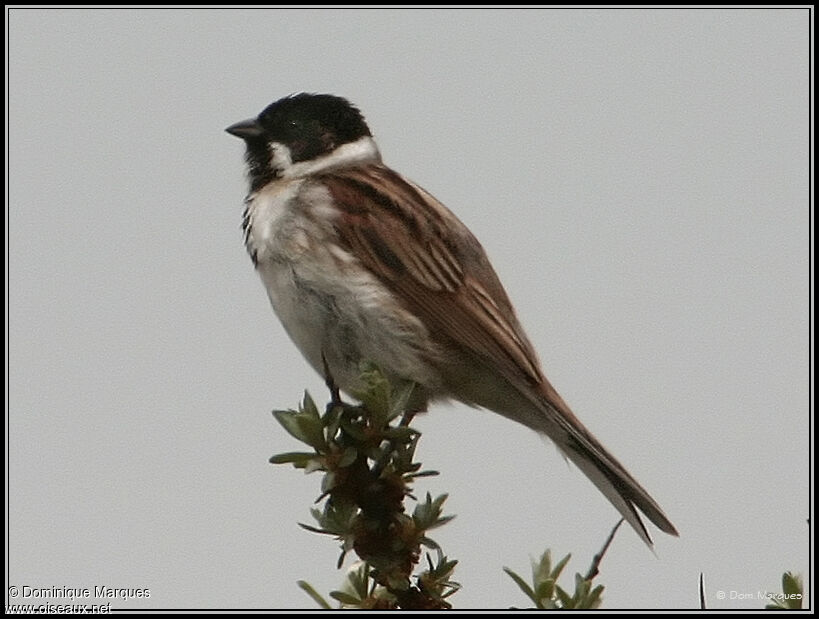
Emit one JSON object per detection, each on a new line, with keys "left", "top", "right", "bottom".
{"left": 318, "top": 165, "right": 679, "bottom": 544}
{"left": 318, "top": 164, "right": 545, "bottom": 393}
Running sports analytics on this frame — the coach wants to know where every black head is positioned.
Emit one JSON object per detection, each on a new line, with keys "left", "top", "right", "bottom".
{"left": 226, "top": 93, "right": 372, "bottom": 191}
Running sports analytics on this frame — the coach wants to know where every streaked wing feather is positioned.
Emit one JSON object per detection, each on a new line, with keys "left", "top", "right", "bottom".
{"left": 320, "top": 166, "right": 543, "bottom": 388}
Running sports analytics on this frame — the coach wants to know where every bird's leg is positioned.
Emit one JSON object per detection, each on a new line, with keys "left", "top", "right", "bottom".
{"left": 321, "top": 352, "right": 342, "bottom": 410}
{"left": 399, "top": 390, "right": 427, "bottom": 427}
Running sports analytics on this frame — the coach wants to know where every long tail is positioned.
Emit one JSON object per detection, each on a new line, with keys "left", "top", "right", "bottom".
{"left": 533, "top": 385, "right": 679, "bottom": 547}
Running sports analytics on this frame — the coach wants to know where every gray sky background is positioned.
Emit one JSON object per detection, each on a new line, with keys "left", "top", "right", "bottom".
{"left": 7, "top": 8, "right": 810, "bottom": 610}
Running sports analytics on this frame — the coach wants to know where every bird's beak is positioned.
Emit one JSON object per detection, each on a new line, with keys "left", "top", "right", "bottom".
{"left": 225, "top": 118, "right": 264, "bottom": 140}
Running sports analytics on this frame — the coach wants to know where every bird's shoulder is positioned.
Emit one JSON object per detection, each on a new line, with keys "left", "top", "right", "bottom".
{"left": 308, "top": 164, "right": 481, "bottom": 286}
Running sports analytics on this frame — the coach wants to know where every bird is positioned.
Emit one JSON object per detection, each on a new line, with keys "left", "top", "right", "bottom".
{"left": 226, "top": 93, "right": 678, "bottom": 547}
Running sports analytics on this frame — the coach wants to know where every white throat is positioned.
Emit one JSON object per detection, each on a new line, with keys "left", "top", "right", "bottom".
{"left": 272, "top": 136, "right": 382, "bottom": 179}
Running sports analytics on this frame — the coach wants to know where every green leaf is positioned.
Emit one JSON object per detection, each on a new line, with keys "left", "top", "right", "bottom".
{"left": 271, "top": 409, "right": 303, "bottom": 441}
{"left": 574, "top": 572, "right": 590, "bottom": 602}
{"left": 338, "top": 446, "right": 358, "bottom": 468}
{"left": 554, "top": 584, "right": 573, "bottom": 608}
{"left": 268, "top": 451, "right": 319, "bottom": 467}
{"left": 302, "top": 391, "right": 320, "bottom": 421}
{"left": 329, "top": 590, "right": 362, "bottom": 606}
{"left": 339, "top": 417, "right": 368, "bottom": 441}
{"left": 413, "top": 492, "right": 449, "bottom": 530}
{"left": 272, "top": 409, "right": 327, "bottom": 451}
{"left": 383, "top": 426, "right": 419, "bottom": 441}
{"left": 426, "top": 514, "right": 456, "bottom": 530}
{"left": 309, "top": 506, "right": 324, "bottom": 524}
{"left": 533, "top": 549, "right": 552, "bottom": 583}
{"left": 535, "top": 578, "right": 555, "bottom": 603}
{"left": 551, "top": 553, "right": 572, "bottom": 581}
{"left": 299, "top": 415, "right": 328, "bottom": 451}
{"left": 781, "top": 572, "right": 803, "bottom": 609}
{"left": 432, "top": 493, "right": 448, "bottom": 509}
{"left": 297, "top": 522, "right": 333, "bottom": 535}
{"left": 314, "top": 500, "right": 357, "bottom": 537}
{"left": 350, "top": 363, "right": 392, "bottom": 427}
{"left": 388, "top": 381, "right": 416, "bottom": 421}
{"left": 350, "top": 563, "right": 370, "bottom": 600}
{"left": 503, "top": 567, "right": 539, "bottom": 607}
{"left": 425, "top": 550, "right": 458, "bottom": 580}
{"left": 404, "top": 469, "right": 439, "bottom": 479}
{"left": 782, "top": 571, "right": 801, "bottom": 596}
{"left": 585, "top": 584, "right": 604, "bottom": 609}
{"left": 297, "top": 580, "right": 332, "bottom": 609}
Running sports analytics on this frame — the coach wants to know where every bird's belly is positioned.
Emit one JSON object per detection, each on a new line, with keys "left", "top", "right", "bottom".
{"left": 255, "top": 256, "right": 442, "bottom": 396}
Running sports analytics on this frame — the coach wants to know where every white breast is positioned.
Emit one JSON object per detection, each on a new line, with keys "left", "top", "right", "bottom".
{"left": 244, "top": 179, "right": 442, "bottom": 395}
{"left": 244, "top": 180, "right": 306, "bottom": 265}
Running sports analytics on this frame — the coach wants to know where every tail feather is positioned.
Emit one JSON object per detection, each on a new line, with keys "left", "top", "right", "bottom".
{"left": 445, "top": 357, "right": 678, "bottom": 546}
{"left": 563, "top": 436, "right": 678, "bottom": 547}
{"left": 564, "top": 449, "right": 654, "bottom": 546}
{"left": 533, "top": 389, "right": 679, "bottom": 547}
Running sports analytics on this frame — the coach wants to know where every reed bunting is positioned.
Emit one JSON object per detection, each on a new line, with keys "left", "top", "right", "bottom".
{"left": 227, "top": 93, "right": 678, "bottom": 546}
